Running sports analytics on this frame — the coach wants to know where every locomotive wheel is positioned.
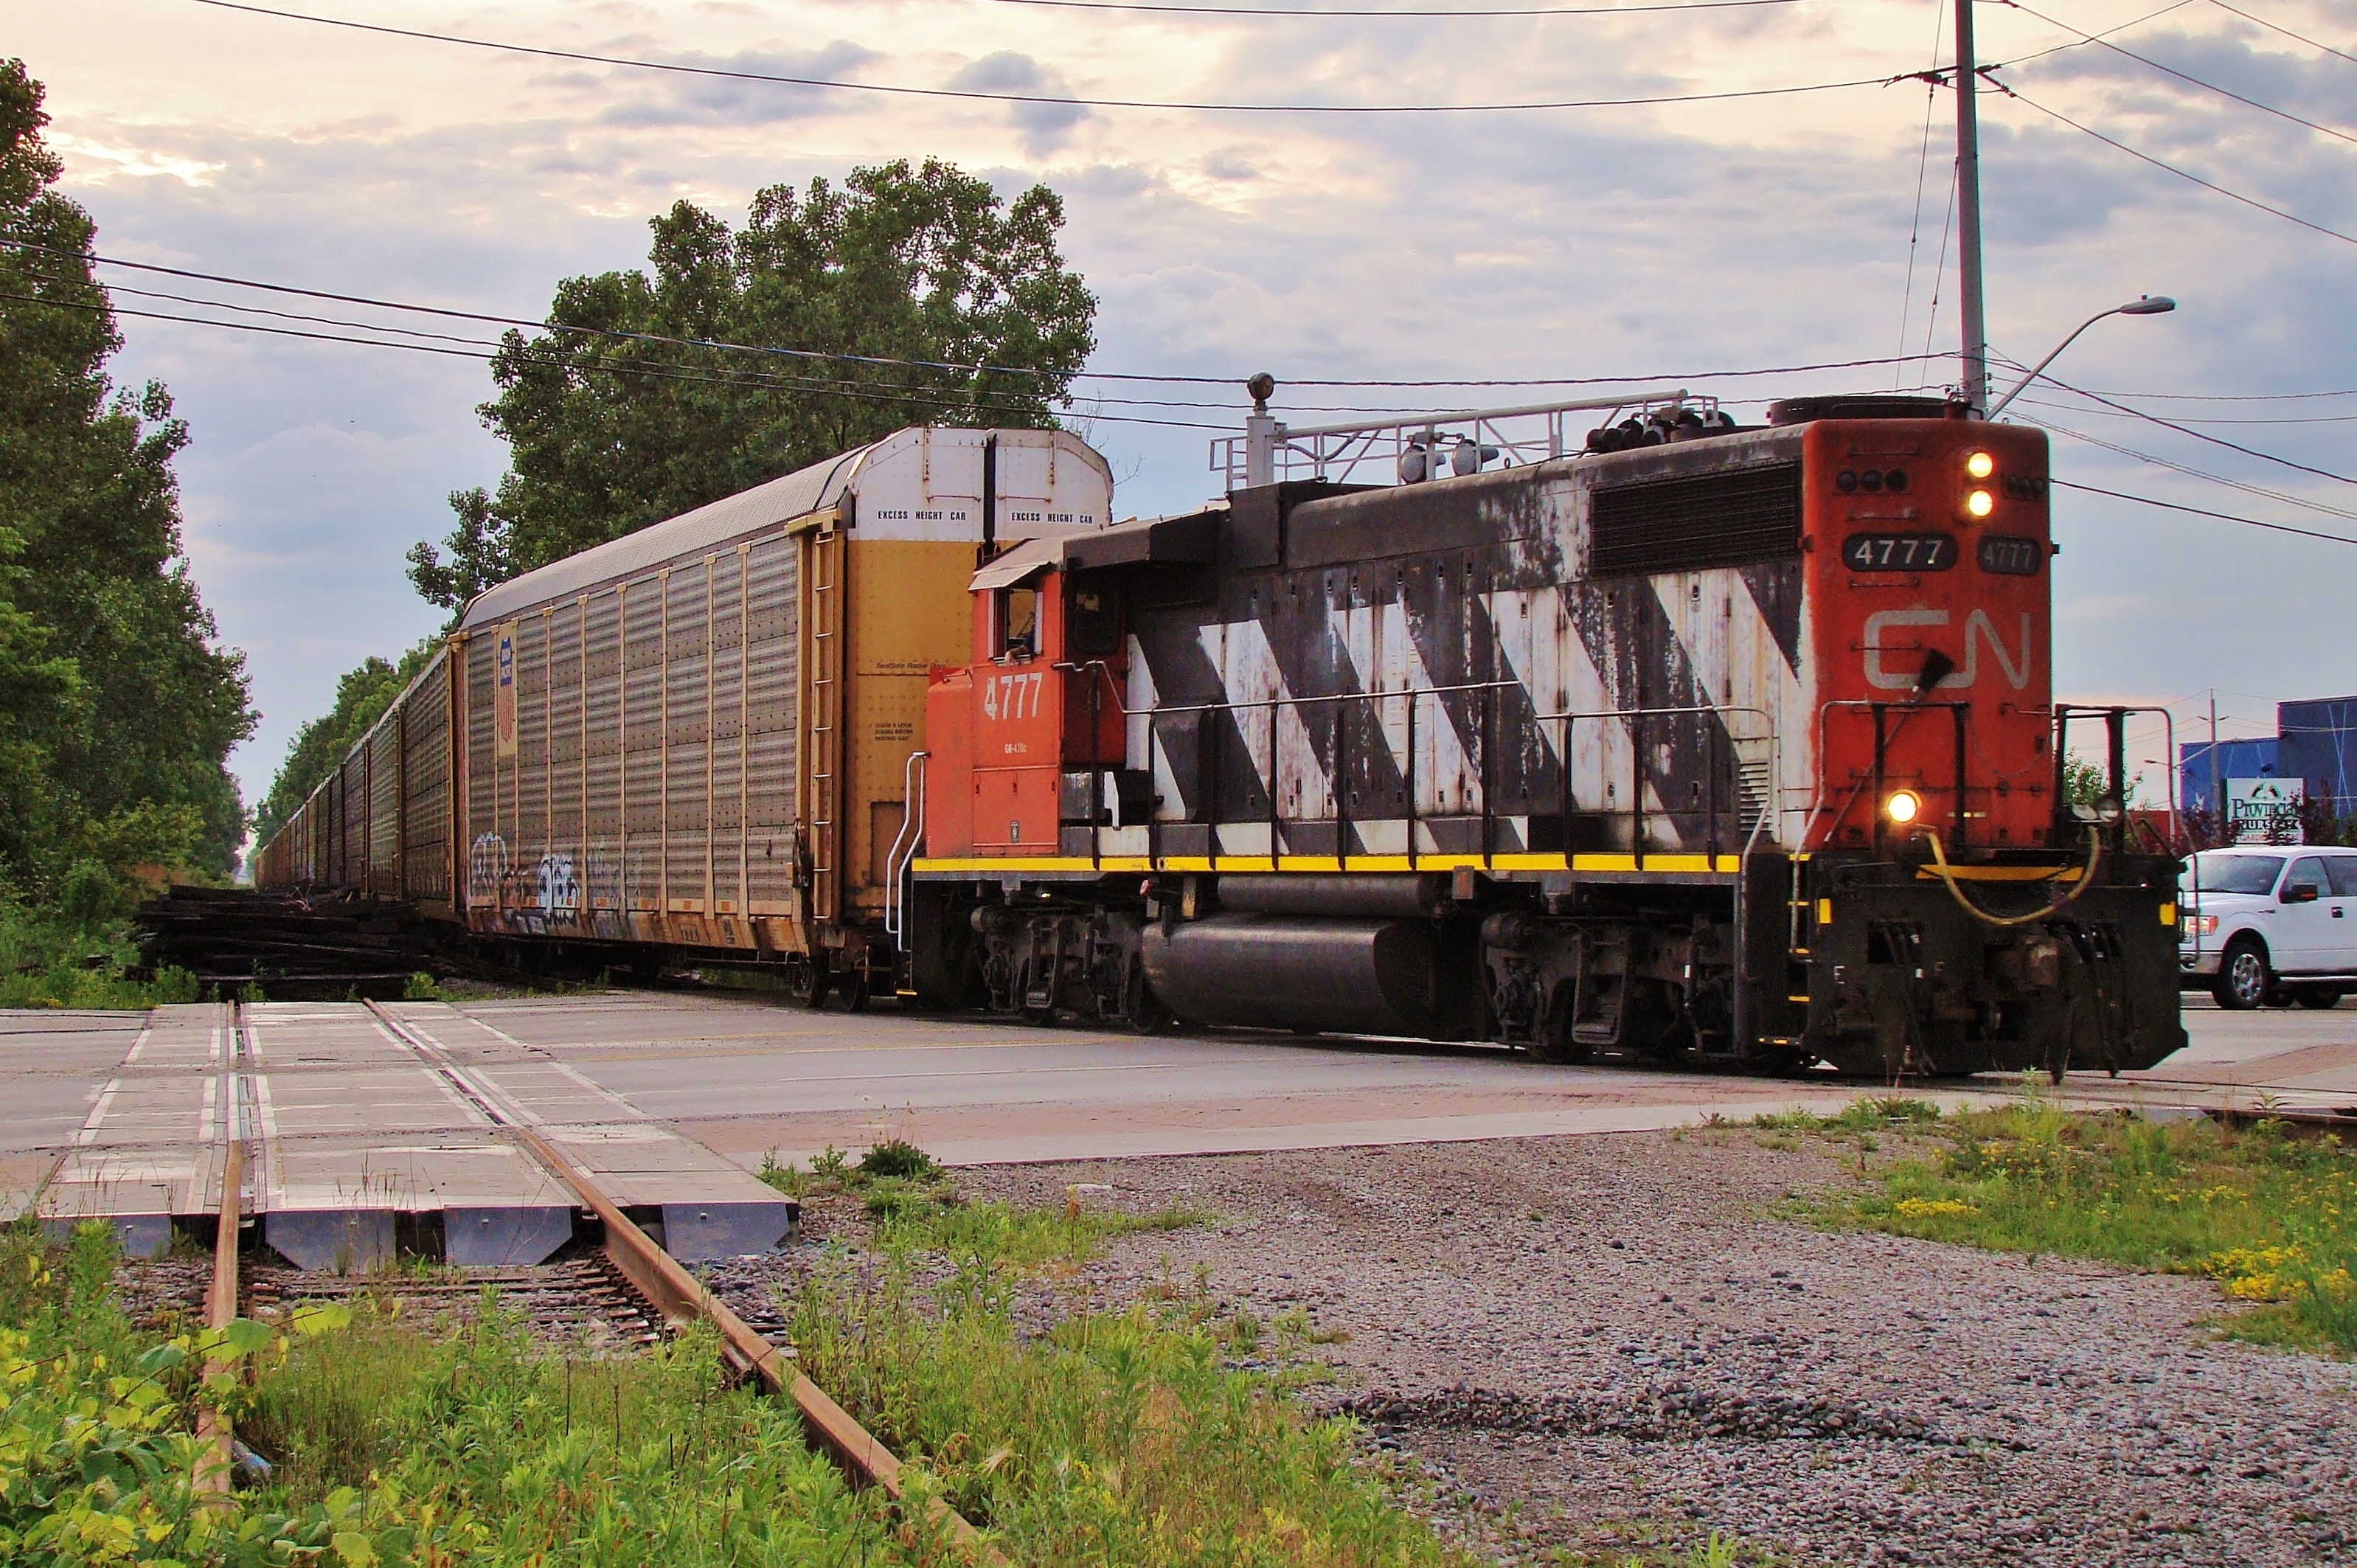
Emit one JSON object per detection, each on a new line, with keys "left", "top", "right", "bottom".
{"left": 2297, "top": 985, "right": 2344, "bottom": 1010}
{"left": 1121, "top": 967, "right": 1170, "bottom": 1035}
{"left": 2211, "top": 940, "right": 2271, "bottom": 1011}
{"left": 1528, "top": 988, "right": 1593, "bottom": 1066}
{"left": 1018, "top": 960, "right": 1055, "bottom": 1026}
{"left": 833, "top": 966, "right": 872, "bottom": 1013}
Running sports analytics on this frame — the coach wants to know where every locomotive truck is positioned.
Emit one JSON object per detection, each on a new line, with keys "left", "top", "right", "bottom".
{"left": 255, "top": 390, "right": 2186, "bottom": 1076}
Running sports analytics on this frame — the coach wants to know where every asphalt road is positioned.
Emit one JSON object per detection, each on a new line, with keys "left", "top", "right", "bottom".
{"left": 7, "top": 993, "right": 2353, "bottom": 1210}
{"left": 447, "top": 988, "right": 2357, "bottom": 1169}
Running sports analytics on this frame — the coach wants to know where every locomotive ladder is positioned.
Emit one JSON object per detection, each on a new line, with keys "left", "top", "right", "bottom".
{"left": 805, "top": 525, "right": 844, "bottom": 923}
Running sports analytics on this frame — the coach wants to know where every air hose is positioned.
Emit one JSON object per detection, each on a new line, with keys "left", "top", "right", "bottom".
{"left": 1921, "top": 825, "right": 2105, "bottom": 928}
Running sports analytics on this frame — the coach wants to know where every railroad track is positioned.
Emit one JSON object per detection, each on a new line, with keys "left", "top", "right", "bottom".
{"left": 243, "top": 1255, "right": 669, "bottom": 1347}
{"left": 193, "top": 998, "right": 996, "bottom": 1556}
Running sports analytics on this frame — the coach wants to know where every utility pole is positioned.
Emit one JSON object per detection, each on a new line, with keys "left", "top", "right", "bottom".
{"left": 2210, "top": 690, "right": 2223, "bottom": 838}
{"left": 1955, "top": 0, "right": 1989, "bottom": 416}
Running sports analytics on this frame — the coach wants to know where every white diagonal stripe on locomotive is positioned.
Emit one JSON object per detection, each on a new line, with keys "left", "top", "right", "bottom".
{"left": 1125, "top": 572, "right": 1417, "bottom": 859}
{"left": 1326, "top": 600, "right": 1480, "bottom": 844}
{"left": 1194, "top": 617, "right": 1330, "bottom": 853}
{"left": 1559, "top": 570, "right": 1760, "bottom": 856}
{"left": 1122, "top": 608, "right": 1287, "bottom": 855}
{"left": 1477, "top": 583, "right": 1639, "bottom": 845}
{"left": 1648, "top": 563, "right": 1810, "bottom": 851}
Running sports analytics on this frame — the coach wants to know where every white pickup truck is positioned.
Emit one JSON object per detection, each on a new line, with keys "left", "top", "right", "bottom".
{"left": 2180, "top": 847, "right": 2357, "bottom": 1010}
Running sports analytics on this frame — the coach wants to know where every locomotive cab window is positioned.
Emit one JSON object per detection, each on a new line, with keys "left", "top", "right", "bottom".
{"left": 995, "top": 586, "right": 1039, "bottom": 662}
{"left": 1066, "top": 575, "right": 1122, "bottom": 659}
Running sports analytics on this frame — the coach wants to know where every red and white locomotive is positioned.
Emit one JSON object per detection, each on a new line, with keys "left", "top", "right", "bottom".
{"left": 901, "top": 388, "right": 2184, "bottom": 1075}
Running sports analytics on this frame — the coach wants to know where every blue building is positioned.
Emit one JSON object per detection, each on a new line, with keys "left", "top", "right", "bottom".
{"left": 2179, "top": 693, "right": 2357, "bottom": 823}
{"left": 2179, "top": 736, "right": 2281, "bottom": 817}
{"left": 2280, "top": 695, "right": 2357, "bottom": 815}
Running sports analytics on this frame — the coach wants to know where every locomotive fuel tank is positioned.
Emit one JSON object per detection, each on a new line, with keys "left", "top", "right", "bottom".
{"left": 1140, "top": 913, "right": 1459, "bottom": 1038}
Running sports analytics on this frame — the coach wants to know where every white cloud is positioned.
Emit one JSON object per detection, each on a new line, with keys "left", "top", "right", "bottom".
{"left": 8, "top": 0, "right": 2357, "bottom": 804}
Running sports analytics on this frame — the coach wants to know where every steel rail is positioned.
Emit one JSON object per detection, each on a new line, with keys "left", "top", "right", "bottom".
{"left": 192, "top": 1139, "right": 243, "bottom": 1496}
{"left": 355, "top": 1000, "right": 996, "bottom": 1557}
{"left": 193, "top": 998, "right": 246, "bottom": 1498}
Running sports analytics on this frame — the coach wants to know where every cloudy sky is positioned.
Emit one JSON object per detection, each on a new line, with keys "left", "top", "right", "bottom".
{"left": 11, "top": 0, "right": 2357, "bottom": 813}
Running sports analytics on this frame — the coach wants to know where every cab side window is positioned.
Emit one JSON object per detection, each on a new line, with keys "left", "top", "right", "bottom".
{"left": 2283, "top": 856, "right": 2328, "bottom": 901}
{"left": 1066, "top": 576, "right": 1121, "bottom": 659}
{"left": 995, "top": 586, "right": 1038, "bottom": 662}
{"left": 2328, "top": 857, "right": 2357, "bottom": 898}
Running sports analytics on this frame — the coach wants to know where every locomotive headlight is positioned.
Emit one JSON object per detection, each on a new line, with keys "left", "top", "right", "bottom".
{"left": 1884, "top": 788, "right": 1923, "bottom": 825}
{"left": 1965, "top": 450, "right": 1996, "bottom": 480}
{"left": 1964, "top": 489, "right": 1996, "bottom": 519}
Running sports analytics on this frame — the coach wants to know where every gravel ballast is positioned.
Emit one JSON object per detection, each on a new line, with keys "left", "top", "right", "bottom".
{"left": 907, "top": 1129, "right": 2357, "bottom": 1567}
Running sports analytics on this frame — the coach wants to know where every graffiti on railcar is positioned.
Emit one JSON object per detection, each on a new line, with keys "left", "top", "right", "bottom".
{"left": 535, "top": 852, "right": 580, "bottom": 919}
{"left": 468, "top": 833, "right": 510, "bottom": 906}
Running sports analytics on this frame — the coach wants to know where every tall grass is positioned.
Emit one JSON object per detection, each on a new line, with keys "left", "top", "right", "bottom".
{"left": 242, "top": 1308, "right": 909, "bottom": 1566}
{"left": 1816, "top": 1104, "right": 2357, "bottom": 1353}
{"left": 789, "top": 1260, "right": 1459, "bottom": 1567}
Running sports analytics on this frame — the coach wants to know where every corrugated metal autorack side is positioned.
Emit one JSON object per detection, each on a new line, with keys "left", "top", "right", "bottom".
{"left": 252, "top": 428, "right": 1113, "bottom": 1003}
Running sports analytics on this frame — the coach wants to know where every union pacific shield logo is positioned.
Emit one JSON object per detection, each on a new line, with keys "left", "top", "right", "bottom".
{"left": 492, "top": 620, "right": 519, "bottom": 759}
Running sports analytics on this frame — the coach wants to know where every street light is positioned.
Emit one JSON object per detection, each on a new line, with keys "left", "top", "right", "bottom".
{"left": 1987, "top": 295, "right": 2176, "bottom": 419}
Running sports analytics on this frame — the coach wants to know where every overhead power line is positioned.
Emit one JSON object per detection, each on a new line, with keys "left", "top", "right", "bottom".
{"left": 2007, "top": 389, "right": 2357, "bottom": 426}
{"left": 2010, "top": 1, "right": 2357, "bottom": 148}
{"left": 982, "top": 0, "right": 1799, "bottom": 16}
{"left": 190, "top": 0, "right": 1898, "bottom": 114}
{"left": 2205, "top": 0, "right": 2357, "bottom": 68}
{"left": 0, "top": 285, "right": 1243, "bottom": 431}
{"left": 2016, "top": 396, "right": 2357, "bottom": 428}
{"left": 2025, "top": 412, "right": 2357, "bottom": 525}
{"left": 2027, "top": 366, "right": 2357, "bottom": 486}
{"left": 2002, "top": 85, "right": 2357, "bottom": 248}
{"left": 0, "top": 235, "right": 1219, "bottom": 384}
{"left": 2055, "top": 384, "right": 2357, "bottom": 403}
{"left": 2053, "top": 478, "right": 2357, "bottom": 547}
{"left": 3, "top": 236, "right": 1965, "bottom": 394}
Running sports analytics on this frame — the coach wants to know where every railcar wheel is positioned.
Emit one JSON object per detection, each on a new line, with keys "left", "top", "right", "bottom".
{"left": 2297, "top": 985, "right": 2344, "bottom": 1010}
{"left": 793, "top": 956, "right": 830, "bottom": 1010}
{"left": 2212, "top": 940, "right": 2271, "bottom": 1011}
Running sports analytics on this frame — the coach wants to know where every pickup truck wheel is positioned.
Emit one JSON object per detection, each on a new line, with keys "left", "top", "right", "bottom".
{"left": 2297, "top": 985, "right": 2344, "bottom": 1010}
{"left": 2212, "top": 940, "right": 2272, "bottom": 1011}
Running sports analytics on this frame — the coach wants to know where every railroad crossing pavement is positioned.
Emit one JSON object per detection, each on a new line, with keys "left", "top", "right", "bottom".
{"left": 2, "top": 1001, "right": 792, "bottom": 1266}
{"left": 3, "top": 992, "right": 2351, "bottom": 1262}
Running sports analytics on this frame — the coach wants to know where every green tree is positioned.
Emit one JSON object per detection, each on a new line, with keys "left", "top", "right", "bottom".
{"left": 0, "top": 58, "right": 254, "bottom": 892}
{"left": 253, "top": 640, "right": 437, "bottom": 845}
{"left": 408, "top": 159, "right": 1096, "bottom": 611}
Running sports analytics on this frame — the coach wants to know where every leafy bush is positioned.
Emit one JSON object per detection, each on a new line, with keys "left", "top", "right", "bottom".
{"left": 0, "top": 896, "right": 198, "bottom": 1010}
{"left": 859, "top": 1137, "right": 941, "bottom": 1182}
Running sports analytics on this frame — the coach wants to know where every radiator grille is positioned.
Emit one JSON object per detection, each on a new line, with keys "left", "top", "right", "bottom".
{"left": 1589, "top": 462, "right": 1802, "bottom": 577}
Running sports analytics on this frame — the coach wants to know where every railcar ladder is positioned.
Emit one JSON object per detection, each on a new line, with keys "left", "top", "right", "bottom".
{"left": 805, "top": 526, "right": 845, "bottom": 924}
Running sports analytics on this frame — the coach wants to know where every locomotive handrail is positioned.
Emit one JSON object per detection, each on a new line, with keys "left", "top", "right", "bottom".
{"left": 883, "top": 750, "right": 928, "bottom": 951}
{"left": 1211, "top": 387, "right": 1703, "bottom": 488}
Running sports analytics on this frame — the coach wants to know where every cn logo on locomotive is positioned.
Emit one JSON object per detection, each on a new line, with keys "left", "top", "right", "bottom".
{"left": 1862, "top": 607, "right": 2032, "bottom": 693}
